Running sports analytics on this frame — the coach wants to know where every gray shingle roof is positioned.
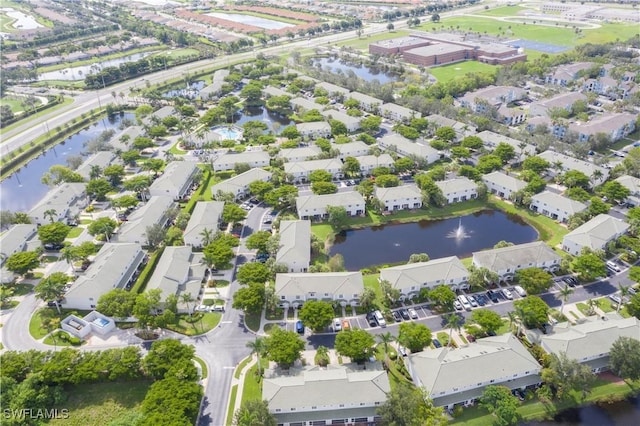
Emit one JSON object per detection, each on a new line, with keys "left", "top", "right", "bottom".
{"left": 295, "top": 191, "right": 365, "bottom": 213}
{"left": 562, "top": 214, "right": 629, "bottom": 251}
{"left": 435, "top": 177, "right": 478, "bottom": 195}
{"left": 276, "top": 220, "right": 311, "bottom": 269}
{"left": 285, "top": 158, "right": 343, "bottom": 175}
{"left": 183, "top": 201, "right": 225, "bottom": 244}
{"left": 146, "top": 246, "right": 204, "bottom": 303}
{"left": 149, "top": 161, "right": 198, "bottom": 198}
{"left": 116, "top": 196, "right": 174, "bottom": 243}
{"left": 210, "top": 168, "right": 272, "bottom": 195}
{"left": 531, "top": 191, "right": 587, "bottom": 215}
{"left": 374, "top": 184, "right": 422, "bottom": 202}
{"left": 473, "top": 241, "right": 561, "bottom": 272}
{"left": 275, "top": 272, "right": 364, "bottom": 297}
{"left": 482, "top": 171, "right": 527, "bottom": 192}
{"left": 380, "top": 256, "right": 468, "bottom": 289}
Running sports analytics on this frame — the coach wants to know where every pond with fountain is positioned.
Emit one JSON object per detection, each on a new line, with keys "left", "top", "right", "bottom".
{"left": 329, "top": 209, "right": 539, "bottom": 271}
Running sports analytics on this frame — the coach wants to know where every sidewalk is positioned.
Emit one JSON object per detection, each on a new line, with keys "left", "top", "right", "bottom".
{"left": 226, "top": 355, "right": 257, "bottom": 424}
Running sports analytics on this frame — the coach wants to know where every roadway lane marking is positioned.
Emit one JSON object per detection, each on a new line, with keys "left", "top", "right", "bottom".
{"left": 223, "top": 366, "right": 235, "bottom": 370}
{"left": 220, "top": 321, "right": 232, "bottom": 324}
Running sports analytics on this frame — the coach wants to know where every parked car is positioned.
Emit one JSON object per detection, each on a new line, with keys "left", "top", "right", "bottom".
{"left": 366, "top": 313, "right": 377, "bottom": 327}
{"left": 398, "top": 346, "right": 408, "bottom": 357}
{"left": 432, "top": 339, "right": 442, "bottom": 348}
{"left": 399, "top": 309, "right": 410, "bottom": 320}
{"left": 475, "top": 294, "right": 487, "bottom": 306}
{"left": 454, "top": 300, "right": 463, "bottom": 311}
{"left": 486, "top": 291, "right": 499, "bottom": 303}
{"left": 334, "top": 318, "right": 342, "bottom": 332}
{"left": 296, "top": 320, "right": 304, "bottom": 334}
{"left": 629, "top": 287, "right": 638, "bottom": 295}
{"left": 195, "top": 305, "right": 210, "bottom": 312}
{"left": 467, "top": 295, "right": 478, "bottom": 307}
{"left": 43, "top": 243, "right": 64, "bottom": 251}
{"left": 392, "top": 311, "right": 402, "bottom": 322}
{"left": 513, "top": 285, "right": 527, "bottom": 297}
{"left": 502, "top": 288, "right": 513, "bottom": 300}
{"left": 408, "top": 308, "right": 418, "bottom": 319}
{"left": 466, "top": 334, "right": 476, "bottom": 343}
{"left": 342, "top": 319, "right": 351, "bottom": 331}
{"left": 609, "top": 294, "right": 622, "bottom": 305}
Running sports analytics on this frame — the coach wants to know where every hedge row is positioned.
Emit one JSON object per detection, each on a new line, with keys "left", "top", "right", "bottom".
{"left": 131, "top": 247, "right": 164, "bottom": 294}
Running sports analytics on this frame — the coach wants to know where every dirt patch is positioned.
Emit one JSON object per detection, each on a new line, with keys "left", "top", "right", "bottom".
{"left": 598, "top": 371, "right": 625, "bottom": 385}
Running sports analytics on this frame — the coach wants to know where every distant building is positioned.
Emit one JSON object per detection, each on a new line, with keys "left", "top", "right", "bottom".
{"left": 275, "top": 272, "right": 364, "bottom": 308}
{"left": 276, "top": 220, "right": 311, "bottom": 273}
{"left": 346, "top": 91, "right": 382, "bottom": 112}
{"left": 212, "top": 151, "right": 270, "bottom": 171}
{"left": 562, "top": 214, "right": 629, "bottom": 255}
{"left": 0, "top": 224, "right": 40, "bottom": 283}
{"left": 406, "top": 334, "right": 542, "bottom": 409}
{"left": 263, "top": 362, "right": 390, "bottom": 426}
{"left": 210, "top": 168, "right": 272, "bottom": 201}
{"left": 380, "top": 256, "right": 469, "bottom": 298}
{"left": 115, "top": 196, "right": 175, "bottom": 244}
{"left": 378, "top": 133, "right": 440, "bottom": 164}
{"left": 320, "top": 109, "right": 361, "bottom": 132}
{"left": 615, "top": 175, "right": 640, "bottom": 206}
{"left": 296, "top": 122, "right": 332, "bottom": 139}
{"left": 472, "top": 241, "right": 562, "bottom": 281}
{"left": 537, "top": 150, "right": 609, "bottom": 186}
{"left": 379, "top": 103, "right": 420, "bottom": 123}
{"left": 148, "top": 161, "right": 199, "bottom": 201}
{"left": 530, "top": 191, "right": 587, "bottom": 223}
{"left": 333, "top": 141, "right": 370, "bottom": 159}
{"left": 199, "top": 69, "right": 230, "bottom": 100}
{"left": 545, "top": 62, "right": 596, "bottom": 86}
{"left": 315, "top": 81, "right": 350, "bottom": 98}
{"left": 482, "top": 171, "right": 527, "bottom": 200}
{"left": 29, "top": 183, "right": 88, "bottom": 226}
{"left": 285, "top": 158, "right": 344, "bottom": 182}
{"left": 459, "top": 86, "right": 527, "bottom": 115}
{"left": 477, "top": 131, "right": 536, "bottom": 157}
{"left": 279, "top": 146, "right": 322, "bottom": 163}
{"left": 529, "top": 92, "right": 588, "bottom": 118}
{"left": 76, "top": 152, "right": 118, "bottom": 181}
{"left": 568, "top": 113, "right": 636, "bottom": 143}
{"left": 358, "top": 154, "right": 395, "bottom": 175}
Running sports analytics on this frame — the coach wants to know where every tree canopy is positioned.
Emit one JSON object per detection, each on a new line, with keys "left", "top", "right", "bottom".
{"left": 513, "top": 296, "right": 550, "bottom": 329}
{"left": 377, "top": 384, "right": 447, "bottom": 426}
{"left": 609, "top": 336, "right": 640, "bottom": 381}
{"left": 398, "top": 322, "right": 432, "bottom": 352}
{"left": 298, "top": 300, "right": 335, "bottom": 333}
{"left": 515, "top": 268, "right": 553, "bottom": 295}
{"left": 264, "top": 327, "right": 305, "bottom": 368}
{"left": 335, "top": 329, "right": 375, "bottom": 363}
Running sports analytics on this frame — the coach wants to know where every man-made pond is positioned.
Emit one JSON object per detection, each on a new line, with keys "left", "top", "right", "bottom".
{"left": 330, "top": 210, "right": 538, "bottom": 270}
{"left": 311, "top": 57, "right": 399, "bottom": 84}
{"left": 526, "top": 395, "right": 639, "bottom": 425}
{"left": 38, "top": 52, "right": 156, "bottom": 81}
{"left": 205, "top": 12, "right": 294, "bottom": 30}
{"left": 0, "top": 113, "right": 133, "bottom": 213}
{"left": 0, "top": 8, "right": 44, "bottom": 30}
{"left": 235, "top": 106, "right": 294, "bottom": 134}
{"left": 162, "top": 80, "right": 206, "bottom": 98}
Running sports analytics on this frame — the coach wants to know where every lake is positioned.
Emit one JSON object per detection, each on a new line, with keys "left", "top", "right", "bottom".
{"left": 526, "top": 395, "right": 640, "bottom": 425}
{"left": 311, "top": 57, "right": 398, "bottom": 84}
{"left": 162, "top": 80, "right": 206, "bottom": 99}
{"left": 330, "top": 210, "right": 539, "bottom": 270}
{"left": 0, "top": 114, "right": 132, "bottom": 213}
{"left": 205, "top": 12, "right": 294, "bottom": 30}
{"left": 234, "top": 106, "right": 294, "bottom": 134}
{"left": 38, "top": 52, "right": 156, "bottom": 81}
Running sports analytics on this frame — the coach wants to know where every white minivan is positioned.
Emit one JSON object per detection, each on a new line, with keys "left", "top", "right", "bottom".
{"left": 374, "top": 310, "right": 386, "bottom": 327}
{"left": 457, "top": 295, "right": 472, "bottom": 311}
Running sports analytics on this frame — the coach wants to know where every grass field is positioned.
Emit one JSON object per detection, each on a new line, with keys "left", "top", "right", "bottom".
{"left": 48, "top": 381, "right": 151, "bottom": 426}
{"left": 0, "top": 13, "right": 17, "bottom": 33}
{"left": 164, "top": 312, "right": 221, "bottom": 336}
{"left": 65, "top": 227, "right": 84, "bottom": 239}
{"left": 0, "top": 97, "right": 39, "bottom": 113}
{"left": 429, "top": 61, "right": 497, "bottom": 83}
{"left": 478, "top": 6, "right": 527, "bottom": 17}
{"left": 0, "top": 97, "right": 72, "bottom": 137}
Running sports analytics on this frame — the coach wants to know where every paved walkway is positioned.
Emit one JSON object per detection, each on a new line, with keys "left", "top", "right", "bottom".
{"left": 227, "top": 355, "right": 257, "bottom": 424}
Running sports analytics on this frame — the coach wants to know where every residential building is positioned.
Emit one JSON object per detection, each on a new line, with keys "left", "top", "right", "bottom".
{"left": 290, "top": 97, "right": 323, "bottom": 113}
{"left": 29, "top": 183, "right": 88, "bottom": 226}
{"left": 459, "top": 86, "right": 527, "bottom": 114}
{"left": 436, "top": 177, "right": 478, "bottom": 204}
{"left": 378, "top": 134, "right": 440, "bottom": 164}
{"left": 569, "top": 112, "right": 637, "bottom": 143}
{"left": 380, "top": 256, "right": 469, "bottom": 298}
{"left": 537, "top": 150, "right": 609, "bottom": 186}
{"left": 562, "top": 214, "right": 629, "bottom": 255}
{"left": 199, "top": 69, "right": 230, "bottom": 99}
{"left": 296, "top": 191, "right": 365, "bottom": 220}
{"left": 315, "top": 81, "right": 350, "bottom": 98}
{"left": 530, "top": 191, "right": 587, "bottom": 223}
{"left": 210, "top": 168, "right": 272, "bottom": 200}
{"left": 212, "top": 151, "right": 270, "bottom": 171}
{"left": 374, "top": 184, "right": 422, "bottom": 212}
{"left": 263, "top": 362, "right": 389, "bottom": 426}
{"left": 276, "top": 220, "right": 311, "bottom": 273}
{"left": 76, "top": 152, "right": 118, "bottom": 180}
{"left": 146, "top": 246, "right": 205, "bottom": 313}
{"left": 279, "top": 146, "right": 322, "bottom": 163}
{"left": 320, "top": 109, "right": 361, "bottom": 132}
{"left": 62, "top": 243, "right": 145, "bottom": 310}
{"left": 477, "top": 131, "right": 536, "bottom": 157}
{"left": 275, "top": 271, "right": 364, "bottom": 308}
{"left": 115, "top": 196, "right": 175, "bottom": 244}
{"left": 425, "top": 114, "right": 476, "bottom": 139}
{"left": 296, "top": 122, "right": 332, "bottom": 139}
{"left": 262, "top": 86, "right": 289, "bottom": 99}
{"left": 333, "top": 141, "right": 370, "bottom": 159}
{"left": 0, "top": 224, "right": 40, "bottom": 283}
{"left": 285, "top": 158, "right": 344, "bottom": 182}
{"left": 110, "top": 126, "right": 145, "bottom": 152}
{"left": 529, "top": 92, "right": 588, "bottom": 118}
{"left": 545, "top": 62, "right": 596, "bottom": 86}
{"left": 142, "top": 106, "right": 175, "bottom": 127}
{"left": 472, "top": 241, "right": 562, "bottom": 281}
{"left": 497, "top": 105, "right": 527, "bottom": 126}
{"left": 358, "top": 154, "right": 394, "bottom": 175}
{"left": 482, "top": 171, "right": 527, "bottom": 199}
{"left": 539, "top": 313, "right": 640, "bottom": 373}
{"left": 615, "top": 175, "right": 640, "bottom": 206}
{"left": 406, "top": 334, "right": 542, "bottom": 409}
{"left": 183, "top": 201, "right": 225, "bottom": 248}
{"left": 148, "top": 161, "right": 199, "bottom": 200}
{"left": 379, "top": 103, "right": 420, "bottom": 123}
{"left": 346, "top": 91, "right": 382, "bottom": 112}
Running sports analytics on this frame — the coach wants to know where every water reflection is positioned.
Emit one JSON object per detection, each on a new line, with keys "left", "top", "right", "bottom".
{"left": 311, "top": 57, "right": 399, "bottom": 84}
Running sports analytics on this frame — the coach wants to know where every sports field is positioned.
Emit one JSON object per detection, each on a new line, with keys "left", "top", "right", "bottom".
{"left": 429, "top": 61, "right": 497, "bottom": 83}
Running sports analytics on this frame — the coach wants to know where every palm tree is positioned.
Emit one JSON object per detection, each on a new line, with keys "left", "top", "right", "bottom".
{"left": 507, "top": 311, "right": 519, "bottom": 335}
{"left": 34, "top": 274, "right": 68, "bottom": 315}
{"left": 559, "top": 284, "right": 574, "bottom": 315}
{"left": 377, "top": 332, "right": 395, "bottom": 367}
{"left": 246, "top": 337, "right": 266, "bottom": 376}
{"left": 591, "top": 169, "right": 604, "bottom": 186}
{"left": 617, "top": 285, "right": 630, "bottom": 313}
{"left": 60, "top": 247, "right": 78, "bottom": 270}
{"left": 586, "top": 298, "right": 597, "bottom": 315}
{"left": 446, "top": 314, "right": 462, "bottom": 347}
{"left": 181, "top": 292, "right": 195, "bottom": 318}
{"left": 43, "top": 209, "right": 57, "bottom": 223}
{"left": 200, "top": 228, "right": 215, "bottom": 247}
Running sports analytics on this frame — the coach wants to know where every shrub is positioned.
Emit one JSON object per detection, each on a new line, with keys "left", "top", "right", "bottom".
{"left": 69, "top": 337, "right": 82, "bottom": 346}
{"left": 203, "top": 299, "right": 215, "bottom": 306}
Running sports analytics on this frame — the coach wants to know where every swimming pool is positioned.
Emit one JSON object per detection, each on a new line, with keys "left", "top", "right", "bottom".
{"left": 212, "top": 125, "right": 243, "bottom": 141}
{"left": 92, "top": 317, "right": 110, "bottom": 328}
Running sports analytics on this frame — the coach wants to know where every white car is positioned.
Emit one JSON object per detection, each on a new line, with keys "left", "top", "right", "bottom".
{"left": 408, "top": 308, "right": 418, "bottom": 319}
{"left": 468, "top": 295, "right": 478, "bottom": 307}
{"left": 195, "top": 305, "right": 210, "bottom": 312}
{"left": 502, "top": 289, "right": 513, "bottom": 300}
{"left": 334, "top": 318, "right": 342, "bottom": 332}
{"left": 513, "top": 285, "right": 527, "bottom": 297}
{"left": 454, "top": 300, "right": 463, "bottom": 311}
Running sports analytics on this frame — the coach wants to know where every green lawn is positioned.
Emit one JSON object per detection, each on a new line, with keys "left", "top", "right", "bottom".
{"left": 30, "top": 308, "right": 93, "bottom": 339}
{"left": 311, "top": 224, "right": 333, "bottom": 243}
{"left": 194, "top": 356, "right": 208, "bottom": 379}
{"left": 0, "top": 97, "right": 73, "bottom": 135}
{"left": 337, "top": 30, "right": 410, "bottom": 50}
{"left": 0, "top": 97, "right": 39, "bottom": 113}
{"left": 478, "top": 5, "right": 526, "bottom": 17}
{"left": 12, "top": 282, "right": 33, "bottom": 296}
{"left": 240, "top": 359, "right": 270, "bottom": 404}
{"left": 363, "top": 273, "right": 384, "bottom": 308}
{"left": 65, "top": 227, "right": 84, "bottom": 238}
{"left": 168, "top": 140, "right": 187, "bottom": 155}
{"left": 226, "top": 384, "right": 238, "bottom": 426}
{"left": 164, "top": 312, "right": 221, "bottom": 336}
{"left": 48, "top": 381, "right": 151, "bottom": 426}
{"left": 244, "top": 312, "right": 261, "bottom": 332}
{"left": 495, "top": 318, "right": 512, "bottom": 336}
{"left": 429, "top": 61, "right": 498, "bottom": 83}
